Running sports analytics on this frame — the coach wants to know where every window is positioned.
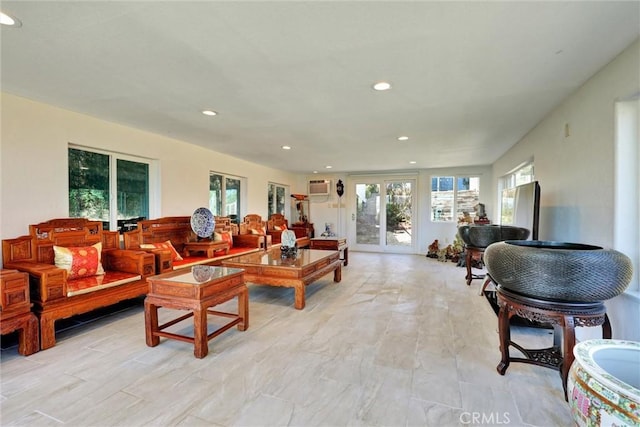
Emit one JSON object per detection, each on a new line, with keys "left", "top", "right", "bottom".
{"left": 268, "top": 183, "right": 288, "bottom": 218}
{"left": 210, "top": 172, "right": 244, "bottom": 224}
{"left": 498, "top": 162, "right": 534, "bottom": 224}
{"left": 431, "top": 176, "right": 480, "bottom": 222}
{"left": 68, "top": 146, "right": 155, "bottom": 231}
{"left": 615, "top": 96, "right": 639, "bottom": 292}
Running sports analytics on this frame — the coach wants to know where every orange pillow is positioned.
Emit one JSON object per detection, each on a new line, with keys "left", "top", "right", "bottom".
{"left": 220, "top": 231, "right": 233, "bottom": 248}
{"left": 140, "top": 240, "right": 183, "bottom": 261}
{"left": 54, "top": 242, "right": 105, "bottom": 279}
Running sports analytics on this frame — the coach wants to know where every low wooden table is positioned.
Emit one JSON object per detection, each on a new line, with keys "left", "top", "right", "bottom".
{"left": 222, "top": 247, "right": 341, "bottom": 310}
{"left": 309, "top": 237, "right": 348, "bottom": 266}
{"left": 144, "top": 266, "right": 247, "bottom": 358}
{"left": 183, "top": 240, "right": 230, "bottom": 258}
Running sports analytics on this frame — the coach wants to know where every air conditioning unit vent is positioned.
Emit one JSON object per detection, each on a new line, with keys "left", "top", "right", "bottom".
{"left": 309, "top": 179, "right": 331, "bottom": 196}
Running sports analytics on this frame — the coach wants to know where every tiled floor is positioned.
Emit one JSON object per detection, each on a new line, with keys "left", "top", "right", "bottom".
{"left": 0, "top": 252, "right": 575, "bottom": 426}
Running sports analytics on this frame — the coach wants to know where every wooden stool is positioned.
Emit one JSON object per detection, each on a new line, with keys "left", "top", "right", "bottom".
{"left": 465, "top": 246, "right": 485, "bottom": 286}
{"left": 495, "top": 286, "right": 610, "bottom": 400}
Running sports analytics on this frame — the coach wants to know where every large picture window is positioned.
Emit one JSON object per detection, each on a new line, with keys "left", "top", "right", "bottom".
{"left": 431, "top": 176, "right": 480, "bottom": 222}
{"left": 69, "top": 146, "right": 155, "bottom": 231}
{"left": 210, "top": 172, "right": 245, "bottom": 223}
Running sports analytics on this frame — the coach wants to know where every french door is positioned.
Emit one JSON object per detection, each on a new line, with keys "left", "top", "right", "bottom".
{"left": 348, "top": 177, "right": 416, "bottom": 253}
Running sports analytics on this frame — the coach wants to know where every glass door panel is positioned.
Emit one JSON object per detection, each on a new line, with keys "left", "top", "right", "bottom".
{"left": 355, "top": 183, "right": 380, "bottom": 245}
{"left": 350, "top": 178, "right": 415, "bottom": 253}
{"left": 385, "top": 181, "right": 412, "bottom": 248}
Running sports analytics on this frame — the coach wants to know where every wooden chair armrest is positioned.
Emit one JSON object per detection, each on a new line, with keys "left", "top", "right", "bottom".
{"left": 103, "top": 249, "right": 155, "bottom": 277}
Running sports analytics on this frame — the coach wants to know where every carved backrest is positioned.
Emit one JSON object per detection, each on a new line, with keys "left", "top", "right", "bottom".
{"left": 239, "top": 214, "right": 266, "bottom": 235}
{"left": 214, "top": 216, "right": 239, "bottom": 235}
{"left": 127, "top": 216, "right": 195, "bottom": 253}
{"left": 3, "top": 218, "right": 117, "bottom": 266}
{"left": 267, "top": 213, "right": 288, "bottom": 231}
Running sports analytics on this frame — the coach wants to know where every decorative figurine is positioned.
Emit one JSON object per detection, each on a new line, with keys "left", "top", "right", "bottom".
{"left": 280, "top": 229, "right": 298, "bottom": 258}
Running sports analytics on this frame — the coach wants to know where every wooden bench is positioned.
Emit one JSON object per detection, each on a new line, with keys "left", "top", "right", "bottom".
{"left": 2, "top": 218, "right": 155, "bottom": 350}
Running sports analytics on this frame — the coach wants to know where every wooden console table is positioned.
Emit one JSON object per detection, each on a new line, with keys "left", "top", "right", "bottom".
{"left": 0, "top": 269, "right": 39, "bottom": 355}
{"left": 145, "top": 266, "right": 248, "bottom": 358}
{"left": 495, "top": 286, "right": 610, "bottom": 400}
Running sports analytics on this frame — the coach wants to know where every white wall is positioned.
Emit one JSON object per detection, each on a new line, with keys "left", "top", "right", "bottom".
{"left": 304, "top": 166, "right": 492, "bottom": 254}
{"left": 0, "top": 93, "right": 298, "bottom": 246}
{"left": 492, "top": 38, "right": 640, "bottom": 341}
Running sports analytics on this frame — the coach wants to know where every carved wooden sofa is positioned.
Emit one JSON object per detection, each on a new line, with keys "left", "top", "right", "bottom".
{"left": 2, "top": 218, "right": 155, "bottom": 350}
{"left": 266, "top": 213, "right": 288, "bottom": 244}
{"left": 123, "top": 216, "right": 260, "bottom": 274}
{"left": 266, "top": 214, "right": 311, "bottom": 247}
{"left": 235, "top": 214, "right": 272, "bottom": 249}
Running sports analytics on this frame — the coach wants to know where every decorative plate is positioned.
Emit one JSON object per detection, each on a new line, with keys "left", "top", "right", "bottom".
{"left": 191, "top": 207, "right": 215, "bottom": 238}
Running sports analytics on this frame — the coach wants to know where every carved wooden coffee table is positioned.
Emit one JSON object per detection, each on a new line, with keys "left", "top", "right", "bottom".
{"left": 222, "top": 247, "right": 341, "bottom": 309}
{"left": 182, "top": 240, "right": 229, "bottom": 258}
{"left": 144, "top": 266, "right": 247, "bottom": 358}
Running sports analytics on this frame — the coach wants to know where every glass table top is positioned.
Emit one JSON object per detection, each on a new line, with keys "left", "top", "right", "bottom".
{"left": 224, "top": 248, "right": 334, "bottom": 268}
{"left": 156, "top": 266, "right": 244, "bottom": 285}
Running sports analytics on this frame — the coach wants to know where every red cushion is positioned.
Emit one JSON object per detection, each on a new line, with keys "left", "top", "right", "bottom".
{"left": 54, "top": 242, "right": 105, "bottom": 279}
{"left": 220, "top": 231, "right": 233, "bottom": 248}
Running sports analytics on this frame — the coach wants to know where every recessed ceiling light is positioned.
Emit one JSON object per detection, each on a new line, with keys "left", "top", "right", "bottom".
{"left": 1, "top": 11, "right": 22, "bottom": 27}
{"left": 202, "top": 110, "right": 217, "bottom": 116}
{"left": 325, "top": 165, "right": 333, "bottom": 169}
{"left": 398, "top": 136, "right": 409, "bottom": 141}
{"left": 409, "top": 161, "right": 417, "bottom": 164}
{"left": 372, "top": 81, "right": 391, "bottom": 91}
{"left": 313, "top": 170, "right": 318, "bottom": 174}
{"left": 281, "top": 145, "right": 291, "bottom": 150}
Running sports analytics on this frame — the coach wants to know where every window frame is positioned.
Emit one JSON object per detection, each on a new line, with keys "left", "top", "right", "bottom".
{"left": 68, "top": 144, "right": 159, "bottom": 231}
{"left": 268, "top": 182, "right": 290, "bottom": 219}
{"left": 209, "top": 172, "right": 247, "bottom": 224}
{"left": 430, "top": 175, "right": 481, "bottom": 222}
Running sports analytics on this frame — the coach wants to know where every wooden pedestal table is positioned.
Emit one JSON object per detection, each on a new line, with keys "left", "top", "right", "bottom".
{"left": 465, "top": 246, "right": 485, "bottom": 286}
{"left": 495, "top": 286, "right": 610, "bottom": 400}
{"left": 222, "top": 248, "right": 341, "bottom": 310}
{"left": 0, "top": 269, "right": 39, "bottom": 355}
{"left": 145, "top": 266, "right": 247, "bottom": 359}
{"left": 309, "top": 237, "right": 348, "bottom": 266}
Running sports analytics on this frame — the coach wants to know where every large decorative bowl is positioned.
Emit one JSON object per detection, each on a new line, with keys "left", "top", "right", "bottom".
{"left": 457, "top": 224, "right": 530, "bottom": 248}
{"left": 567, "top": 339, "right": 640, "bottom": 427}
{"left": 484, "top": 241, "right": 633, "bottom": 302}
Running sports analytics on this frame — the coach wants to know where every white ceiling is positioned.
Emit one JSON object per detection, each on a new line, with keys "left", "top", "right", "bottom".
{"left": 1, "top": 1, "right": 639, "bottom": 174}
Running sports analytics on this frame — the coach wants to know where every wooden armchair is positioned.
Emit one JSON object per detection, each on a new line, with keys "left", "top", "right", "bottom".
{"left": 266, "top": 213, "right": 289, "bottom": 244}
{"left": 234, "top": 214, "right": 272, "bottom": 249}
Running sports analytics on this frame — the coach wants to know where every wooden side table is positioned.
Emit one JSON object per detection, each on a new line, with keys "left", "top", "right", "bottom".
{"left": 183, "top": 240, "right": 230, "bottom": 258}
{"left": 309, "top": 237, "right": 348, "bottom": 266}
{"left": 145, "top": 266, "right": 247, "bottom": 358}
{"left": 495, "top": 286, "right": 610, "bottom": 400}
{"left": 0, "top": 269, "right": 39, "bottom": 355}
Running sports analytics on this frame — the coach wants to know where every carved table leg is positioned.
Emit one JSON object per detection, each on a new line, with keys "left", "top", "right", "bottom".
{"left": 560, "top": 315, "right": 576, "bottom": 401}
{"left": 465, "top": 250, "right": 473, "bottom": 286}
{"left": 193, "top": 306, "right": 208, "bottom": 359}
{"left": 19, "top": 313, "right": 40, "bottom": 356}
{"left": 294, "top": 282, "right": 306, "bottom": 310}
{"left": 144, "top": 299, "right": 160, "bottom": 347}
{"left": 497, "top": 302, "right": 511, "bottom": 375}
{"left": 334, "top": 265, "right": 342, "bottom": 283}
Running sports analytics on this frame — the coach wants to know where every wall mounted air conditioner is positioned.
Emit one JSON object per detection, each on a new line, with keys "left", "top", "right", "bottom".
{"left": 309, "top": 179, "right": 331, "bottom": 196}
